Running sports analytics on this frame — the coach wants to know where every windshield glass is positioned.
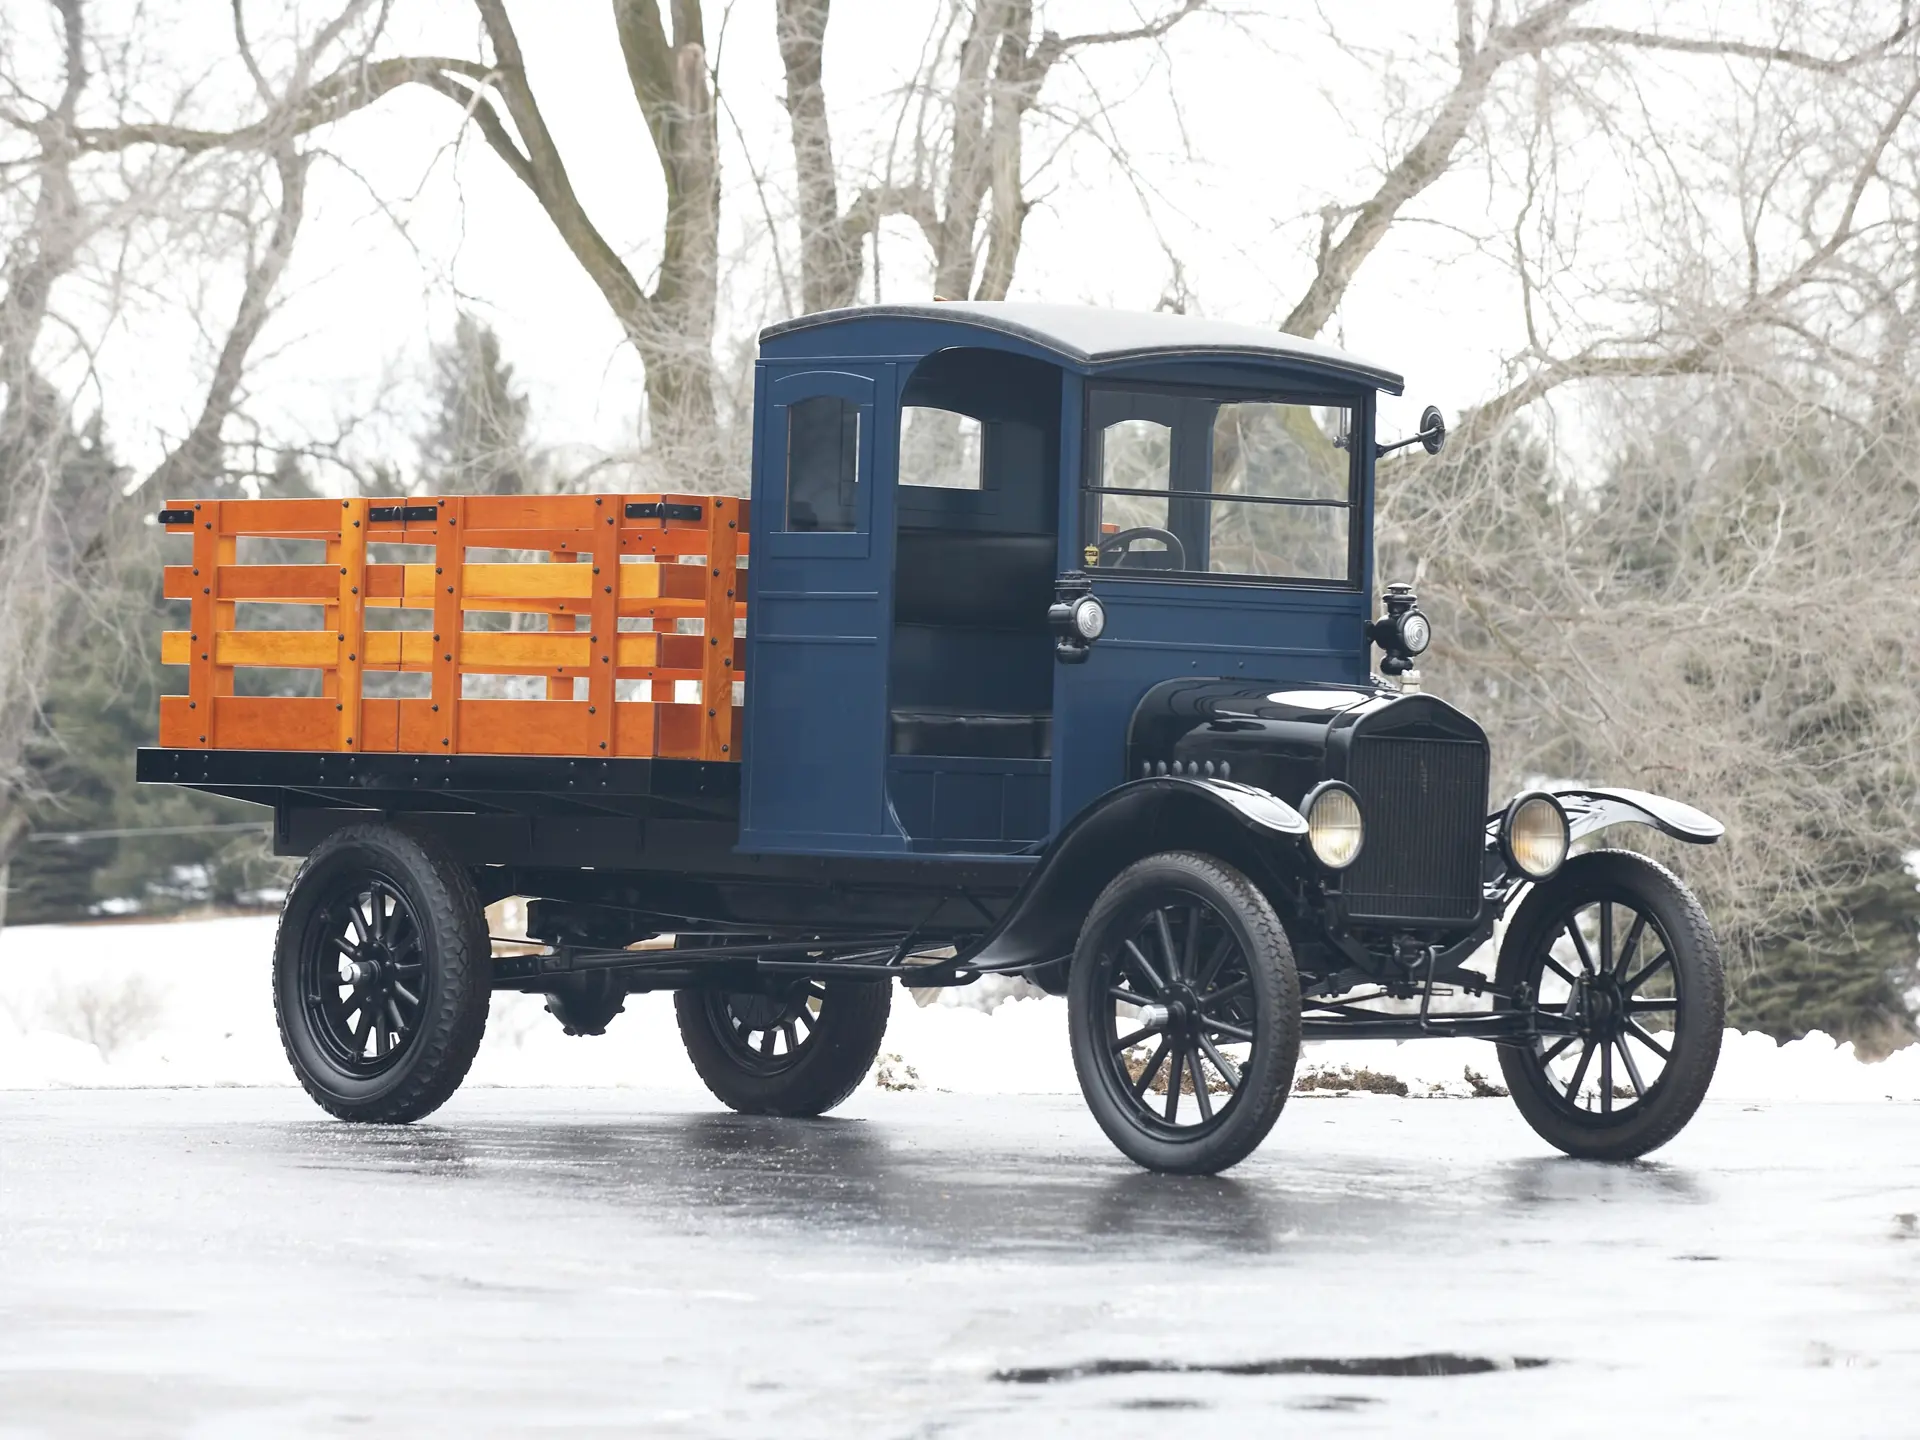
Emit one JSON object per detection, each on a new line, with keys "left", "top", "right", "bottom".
{"left": 1085, "top": 390, "right": 1355, "bottom": 584}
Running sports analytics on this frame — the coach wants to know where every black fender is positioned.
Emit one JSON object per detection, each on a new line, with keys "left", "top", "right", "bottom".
{"left": 962, "top": 776, "right": 1308, "bottom": 982}
{"left": 1549, "top": 786, "right": 1724, "bottom": 845}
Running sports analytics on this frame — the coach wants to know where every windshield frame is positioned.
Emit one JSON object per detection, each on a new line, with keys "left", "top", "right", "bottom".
{"left": 1079, "top": 380, "right": 1367, "bottom": 591}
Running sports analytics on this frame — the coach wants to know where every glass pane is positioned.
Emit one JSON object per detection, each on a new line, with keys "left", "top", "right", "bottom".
{"left": 1208, "top": 499, "right": 1349, "bottom": 580}
{"left": 1212, "top": 403, "right": 1350, "bottom": 502}
{"left": 786, "top": 395, "right": 861, "bottom": 532}
{"left": 899, "top": 406, "right": 982, "bottom": 489}
{"left": 1100, "top": 418, "right": 1172, "bottom": 490}
{"left": 1087, "top": 490, "right": 1185, "bottom": 570}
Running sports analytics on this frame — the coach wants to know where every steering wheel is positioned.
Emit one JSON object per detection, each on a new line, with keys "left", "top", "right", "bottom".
{"left": 1096, "top": 526, "right": 1187, "bottom": 571}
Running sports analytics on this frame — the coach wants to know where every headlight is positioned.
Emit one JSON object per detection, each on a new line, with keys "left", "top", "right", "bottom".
{"left": 1072, "top": 595, "right": 1106, "bottom": 640}
{"left": 1398, "top": 610, "right": 1431, "bottom": 656}
{"left": 1304, "top": 782, "right": 1364, "bottom": 869}
{"left": 1503, "top": 792, "right": 1569, "bottom": 879}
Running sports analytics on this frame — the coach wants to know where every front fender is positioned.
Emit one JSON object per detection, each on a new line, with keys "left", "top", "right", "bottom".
{"left": 963, "top": 777, "right": 1306, "bottom": 975}
{"left": 1551, "top": 786, "right": 1724, "bottom": 845}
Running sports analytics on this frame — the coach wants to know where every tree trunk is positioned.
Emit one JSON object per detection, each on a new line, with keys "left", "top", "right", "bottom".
{"left": 777, "top": 0, "right": 863, "bottom": 313}
{"left": 614, "top": 2, "right": 720, "bottom": 469}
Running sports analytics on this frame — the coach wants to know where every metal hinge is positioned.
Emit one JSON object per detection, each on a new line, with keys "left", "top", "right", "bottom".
{"left": 156, "top": 507, "right": 195, "bottom": 525}
{"left": 367, "top": 504, "right": 441, "bottom": 523}
{"left": 625, "top": 501, "right": 703, "bottom": 522}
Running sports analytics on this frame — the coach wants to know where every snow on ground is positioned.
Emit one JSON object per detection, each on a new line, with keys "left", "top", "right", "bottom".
{"left": 3, "top": 913, "right": 1918, "bottom": 1101}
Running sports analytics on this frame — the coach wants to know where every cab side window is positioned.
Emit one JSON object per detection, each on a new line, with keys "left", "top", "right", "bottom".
{"left": 785, "top": 395, "right": 861, "bottom": 532}
{"left": 898, "top": 406, "right": 983, "bottom": 490}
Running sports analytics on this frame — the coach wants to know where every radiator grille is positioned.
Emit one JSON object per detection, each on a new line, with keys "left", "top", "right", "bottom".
{"left": 1342, "top": 735, "right": 1488, "bottom": 923}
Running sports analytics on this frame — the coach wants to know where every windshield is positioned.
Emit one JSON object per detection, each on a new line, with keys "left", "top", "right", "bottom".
{"left": 1084, "top": 389, "right": 1357, "bottom": 584}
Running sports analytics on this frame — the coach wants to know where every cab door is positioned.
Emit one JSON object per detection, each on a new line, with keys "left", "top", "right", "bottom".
{"left": 739, "top": 365, "right": 904, "bottom": 854}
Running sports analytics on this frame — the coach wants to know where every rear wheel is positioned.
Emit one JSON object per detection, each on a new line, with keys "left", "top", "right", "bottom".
{"left": 273, "top": 825, "right": 490, "bottom": 1123}
{"left": 1496, "top": 849, "right": 1724, "bottom": 1160}
{"left": 1068, "top": 851, "right": 1301, "bottom": 1175}
{"left": 674, "top": 974, "right": 891, "bottom": 1117}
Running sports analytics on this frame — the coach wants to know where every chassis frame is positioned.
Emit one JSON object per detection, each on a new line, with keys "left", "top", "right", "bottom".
{"left": 137, "top": 746, "right": 1699, "bottom": 1051}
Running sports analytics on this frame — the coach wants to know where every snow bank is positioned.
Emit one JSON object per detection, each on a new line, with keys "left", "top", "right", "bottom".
{"left": 3, "top": 915, "right": 1916, "bottom": 1101}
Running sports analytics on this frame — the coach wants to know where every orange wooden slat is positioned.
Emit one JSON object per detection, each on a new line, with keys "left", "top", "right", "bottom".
{"left": 455, "top": 699, "right": 595, "bottom": 755}
{"left": 163, "top": 629, "right": 743, "bottom": 675}
{"left": 210, "top": 497, "right": 350, "bottom": 538}
{"left": 162, "top": 696, "right": 342, "bottom": 751}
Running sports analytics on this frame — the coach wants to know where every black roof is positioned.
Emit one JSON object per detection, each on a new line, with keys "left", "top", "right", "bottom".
{"left": 760, "top": 301, "right": 1404, "bottom": 393}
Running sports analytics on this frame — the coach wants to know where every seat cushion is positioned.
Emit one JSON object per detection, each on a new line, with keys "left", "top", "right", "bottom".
{"left": 890, "top": 710, "right": 1053, "bottom": 760}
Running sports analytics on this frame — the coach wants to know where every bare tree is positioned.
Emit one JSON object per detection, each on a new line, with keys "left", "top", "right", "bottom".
{"left": 0, "top": 0, "right": 378, "bottom": 927}
{"left": 48, "top": 4, "right": 721, "bottom": 475}
{"left": 1319, "top": 3, "right": 1920, "bottom": 1043}
{"left": 775, "top": 0, "right": 1207, "bottom": 312}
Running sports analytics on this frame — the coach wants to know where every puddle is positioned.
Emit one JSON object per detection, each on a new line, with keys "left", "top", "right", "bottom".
{"left": 1291, "top": 1395, "right": 1382, "bottom": 1411}
{"left": 995, "top": 1354, "right": 1550, "bottom": 1383}
{"left": 1113, "top": 1398, "right": 1209, "bottom": 1411}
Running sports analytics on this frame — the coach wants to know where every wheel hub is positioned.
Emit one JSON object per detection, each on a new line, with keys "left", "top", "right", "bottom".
{"left": 1569, "top": 972, "right": 1627, "bottom": 1036}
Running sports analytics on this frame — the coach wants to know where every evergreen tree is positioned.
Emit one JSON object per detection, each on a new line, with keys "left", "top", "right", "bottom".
{"left": 1737, "top": 862, "right": 1920, "bottom": 1057}
{"left": 3, "top": 443, "right": 322, "bottom": 925}
{"left": 419, "top": 314, "right": 541, "bottom": 495}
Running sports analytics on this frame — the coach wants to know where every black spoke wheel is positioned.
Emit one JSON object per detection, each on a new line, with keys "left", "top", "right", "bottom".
{"left": 1496, "top": 849, "right": 1724, "bottom": 1161}
{"left": 273, "top": 825, "right": 490, "bottom": 1123}
{"left": 1069, "top": 851, "right": 1300, "bottom": 1175}
{"left": 675, "top": 971, "right": 891, "bottom": 1117}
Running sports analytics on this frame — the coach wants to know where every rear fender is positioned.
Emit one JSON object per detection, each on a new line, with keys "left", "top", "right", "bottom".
{"left": 962, "top": 777, "right": 1308, "bottom": 980}
{"left": 1552, "top": 786, "right": 1724, "bottom": 845}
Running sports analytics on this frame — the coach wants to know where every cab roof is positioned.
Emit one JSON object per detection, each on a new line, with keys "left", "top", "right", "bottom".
{"left": 759, "top": 301, "right": 1404, "bottom": 395}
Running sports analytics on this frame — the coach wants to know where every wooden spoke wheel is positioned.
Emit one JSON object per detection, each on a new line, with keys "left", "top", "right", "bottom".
{"left": 674, "top": 973, "right": 891, "bottom": 1117}
{"left": 273, "top": 825, "right": 490, "bottom": 1123}
{"left": 1069, "top": 852, "right": 1300, "bottom": 1175}
{"left": 1497, "top": 849, "right": 1724, "bottom": 1161}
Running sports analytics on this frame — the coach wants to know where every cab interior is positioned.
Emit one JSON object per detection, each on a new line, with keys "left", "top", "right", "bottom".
{"left": 885, "top": 348, "right": 1060, "bottom": 851}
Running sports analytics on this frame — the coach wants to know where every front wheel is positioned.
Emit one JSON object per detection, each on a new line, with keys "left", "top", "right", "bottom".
{"left": 1068, "top": 851, "right": 1301, "bottom": 1175}
{"left": 1496, "top": 849, "right": 1725, "bottom": 1160}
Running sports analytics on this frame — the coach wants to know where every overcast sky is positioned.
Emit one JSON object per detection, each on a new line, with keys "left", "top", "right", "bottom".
{"left": 35, "top": 2, "right": 1598, "bottom": 482}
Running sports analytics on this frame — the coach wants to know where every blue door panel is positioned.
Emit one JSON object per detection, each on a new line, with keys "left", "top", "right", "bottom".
{"left": 741, "top": 362, "right": 905, "bottom": 854}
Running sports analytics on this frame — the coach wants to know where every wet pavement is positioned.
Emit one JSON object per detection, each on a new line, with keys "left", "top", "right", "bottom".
{"left": 1, "top": 1087, "right": 1917, "bottom": 1437}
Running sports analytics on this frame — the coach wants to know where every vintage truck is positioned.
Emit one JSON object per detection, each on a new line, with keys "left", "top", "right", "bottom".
{"left": 138, "top": 302, "right": 1727, "bottom": 1174}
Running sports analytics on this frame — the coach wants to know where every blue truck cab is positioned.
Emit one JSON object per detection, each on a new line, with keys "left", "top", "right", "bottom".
{"left": 745, "top": 302, "right": 1396, "bottom": 858}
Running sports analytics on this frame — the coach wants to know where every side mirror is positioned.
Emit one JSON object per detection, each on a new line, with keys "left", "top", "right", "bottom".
{"left": 1376, "top": 404, "right": 1447, "bottom": 459}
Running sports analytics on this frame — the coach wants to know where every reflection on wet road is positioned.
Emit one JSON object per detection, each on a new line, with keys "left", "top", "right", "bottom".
{"left": 2, "top": 1089, "right": 1916, "bottom": 1437}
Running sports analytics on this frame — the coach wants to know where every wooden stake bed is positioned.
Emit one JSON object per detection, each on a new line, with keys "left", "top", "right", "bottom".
{"left": 156, "top": 492, "right": 746, "bottom": 761}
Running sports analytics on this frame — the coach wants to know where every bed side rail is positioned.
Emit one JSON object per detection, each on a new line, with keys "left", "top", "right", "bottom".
{"left": 157, "top": 492, "right": 747, "bottom": 761}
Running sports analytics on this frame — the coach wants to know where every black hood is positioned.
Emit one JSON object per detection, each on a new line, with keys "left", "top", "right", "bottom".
{"left": 1126, "top": 678, "right": 1487, "bottom": 812}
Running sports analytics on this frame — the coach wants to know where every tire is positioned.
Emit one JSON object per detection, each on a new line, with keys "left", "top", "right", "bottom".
{"left": 675, "top": 976, "right": 892, "bottom": 1117}
{"left": 1496, "top": 848, "right": 1724, "bottom": 1161}
{"left": 543, "top": 971, "right": 627, "bottom": 1036}
{"left": 1068, "top": 851, "right": 1301, "bottom": 1175}
{"left": 273, "top": 824, "right": 491, "bottom": 1123}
